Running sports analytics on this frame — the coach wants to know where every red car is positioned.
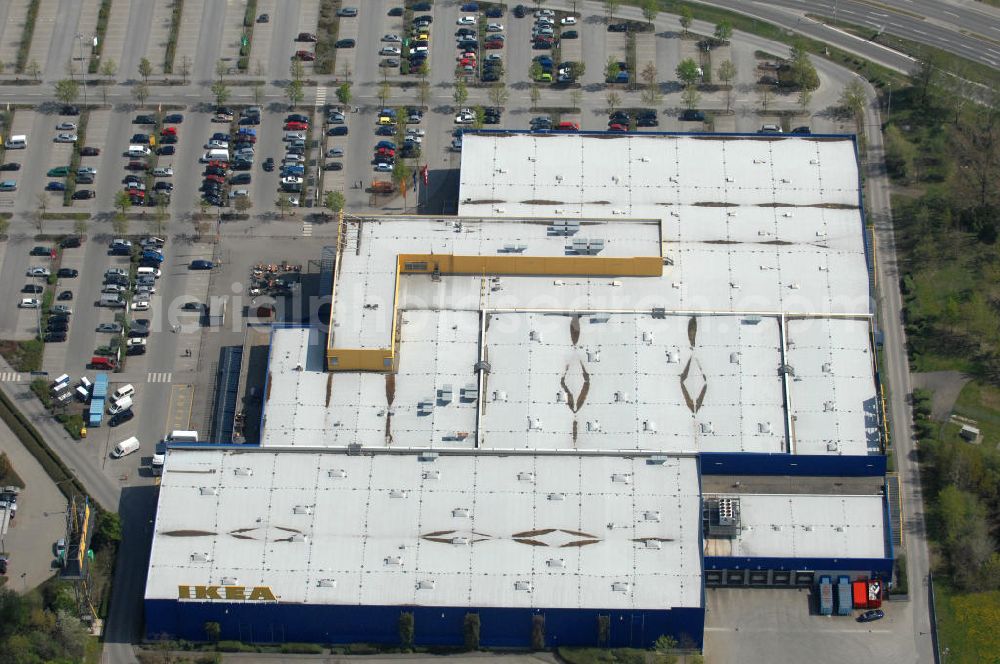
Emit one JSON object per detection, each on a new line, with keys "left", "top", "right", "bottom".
{"left": 555, "top": 121, "right": 579, "bottom": 131}
{"left": 294, "top": 50, "right": 316, "bottom": 61}
{"left": 127, "top": 188, "right": 145, "bottom": 198}
{"left": 284, "top": 121, "right": 308, "bottom": 131}
{"left": 204, "top": 174, "right": 225, "bottom": 184}
{"left": 376, "top": 147, "right": 396, "bottom": 157}
{"left": 484, "top": 41, "right": 504, "bottom": 49}
{"left": 608, "top": 123, "right": 629, "bottom": 132}
{"left": 160, "top": 127, "right": 177, "bottom": 136}
{"left": 459, "top": 57, "right": 476, "bottom": 66}
{"left": 125, "top": 161, "right": 148, "bottom": 171}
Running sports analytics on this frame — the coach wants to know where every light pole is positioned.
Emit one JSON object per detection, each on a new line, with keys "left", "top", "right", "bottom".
{"left": 75, "top": 34, "right": 88, "bottom": 105}
{"left": 886, "top": 82, "right": 892, "bottom": 119}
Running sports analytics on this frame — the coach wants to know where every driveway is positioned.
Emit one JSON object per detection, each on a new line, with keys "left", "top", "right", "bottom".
{"left": 0, "top": 414, "right": 68, "bottom": 592}
{"left": 911, "top": 371, "right": 970, "bottom": 420}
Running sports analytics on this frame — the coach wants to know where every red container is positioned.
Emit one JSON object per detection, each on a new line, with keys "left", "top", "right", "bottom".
{"left": 852, "top": 580, "right": 867, "bottom": 608}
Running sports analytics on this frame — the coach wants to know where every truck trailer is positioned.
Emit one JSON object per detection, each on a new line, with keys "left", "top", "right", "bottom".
{"left": 836, "top": 576, "right": 852, "bottom": 615}
{"left": 818, "top": 575, "right": 834, "bottom": 616}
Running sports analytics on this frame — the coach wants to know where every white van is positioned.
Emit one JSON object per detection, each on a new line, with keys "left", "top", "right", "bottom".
{"left": 75, "top": 386, "right": 90, "bottom": 402}
{"left": 127, "top": 144, "right": 151, "bottom": 157}
{"left": 108, "top": 395, "right": 132, "bottom": 415}
{"left": 100, "top": 293, "right": 126, "bottom": 307}
{"left": 167, "top": 430, "right": 199, "bottom": 443}
{"left": 79, "top": 376, "right": 92, "bottom": 391}
{"left": 136, "top": 266, "right": 161, "bottom": 279}
{"left": 200, "top": 149, "right": 229, "bottom": 163}
{"left": 111, "top": 436, "right": 140, "bottom": 459}
{"left": 5, "top": 135, "right": 27, "bottom": 149}
{"left": 150, "top": 453, "right": 165, "bottom": 475}
{"left": 112, "top": 384, "right": 135, "bottom": 401}
{"left": 50, "top": 373, "right": 71, "bottom": 391}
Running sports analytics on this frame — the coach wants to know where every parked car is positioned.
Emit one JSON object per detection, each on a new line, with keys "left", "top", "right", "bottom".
{"left": 190, "top": 260, "right": 214, "bottom": 270}
{"left": 57, "top": 268, "right": 78, "bottom": 278}
{"left": 72, "top": 189, "right": 95, "bottom": 200}
{"left": 18, "top": 298, "right": 40, "bottom": 308}
{"left": 857, "top": 609, "right": 884, "bottom": 622}
{"left": 79, "top": 146, "right": 100, "bottom": 156}
{"left": 335, "top": 39, "right": 356, "bottom": 48}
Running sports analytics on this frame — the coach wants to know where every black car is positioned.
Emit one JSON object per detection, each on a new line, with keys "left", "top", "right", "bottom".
{"left": 22, "top": 284, "right": 43, "bottom": 293}
{"left": 205, "top": 167, "right": 226, "bottom": 176}
{"left": 48, "top": 314, "right": 69, "bottom": 324}
{"left": 133, "top": 115, "right": 155, "bottom": 124}
{"left": 126, "top": 344, "right": 146, "bottom": 356}
{"left": 637, "top": 117, "right": 658, "bottom": 127}
{"left": 680, "top": 109, "right": 705, "bottom": 122}
{"left": 154, "top": 182, "right": 174, "bottom": 192}
{"left": 30, "top": 246, "right": 53, "bottom": 256}
{"left": 108, "top": 409, "right": 134, "bottom": 426}
{"left": 158, "top": 145, "right": 176, "bottom": 155}
{"left": 513, "top": 5, "right": 527, "bottom": 18}
{"left": 486, "top": 7, "right": 503, "bottom": 17}
{"left": 481, "top": 72, "right": 500, "bottom": 82}
{"left": 456, "top": 28, "right": 476, "bottom": 36}
{"left": 388, "top": 7, "right": 403, "bottom": 16}
{"left": 791, "top": 126, "right": 812, "bottom": 135}
{"left": 335, "top": 39, "right": 356, "bottom": 48}
{"left": 231, "top": 173, "right": 251, "bottom": 184}
{"left": 71, "top": 190, "right": 95, "bottom": 200}
{"left": 47, "top": 321, "right": 69, "bottom": 333}
{"left": 76, "top": 174, "right": 94, "bottom": 185}
{"left": 0, "top": 162, "right": 20, "bottom": 171}
{"left": 61, "top": 105, "right": 80, "bottom": 115}
{"left": 608, "top": 23, "right": 628, "bottom": 32}
{"left": 123, "top": 175, "right": 144, "bottom": 185}
{"left": 79, "top": 146, "right": 100, "bottom": 156}
{"left": 164, "top": 113, "right": 184, "bottom": 123}
{"left": 458, "top": 40, "right": 478, "bottom": 50}
{"left": 60, "top": 236, "right": 81, "bottom": 249}
{"left": 263, "top": 158, "right": 275, "bottom": 172}
{"left": 327, "top": 126, "right": 349, "bottom": 136}
{"left": 131, "top": 319, "right": 151, "bottom": 337}
{"left": 562, "top": 30, "right": 578, "bottom": 39}
{"left": 483, "top": 114, "right": 501, "bottom": 125}
{"left": 203, "top": 194, "right": 224, "bottom": 207}
{"left": 161, "top": 134, "right": 178, "bottom": 144}
{"left": 609, "top": 111, "right": 629, "bottom": 123}
{"left": 375, "top": 125, "right": 395, "bottom": 136}
{"left": 44, "top": 332, "right": 67, "bottom": 343}
{"left": 57, "top": 268, "right": 78, "bottom": 278}
{"left": 401, "top": 147, "right": 421, "bottom": 158}
{"left": 857, "top": 609, "right": 884, "bottom": 622}
{"left": 325, "top": 162, "right": 344, "bottom": 171}
{"left": 412, "top": 1, "right": 432, "bottom": 9}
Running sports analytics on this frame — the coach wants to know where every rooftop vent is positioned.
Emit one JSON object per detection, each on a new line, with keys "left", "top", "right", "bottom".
{"left": 758, "top": 422, "right": 772, "bottom": 434}
{"left": 529, "top": 330, "right": 542, "bottom": 342}
{"left": 612, "top": 473, "right": 632, "bottom": 484}
{"left": 220, "top": 577, "right": 238, "bottom": 586}
{"left": 452, "top": 508, "right": 471, "bottom": 518}
{"left": 824, "top": 401, "right": 835, "bottom": 412}
{"left": 822, "top": 362, "right": 832, "bottom": 373}
{"left": 290, "top": 533, "right": 307, "bottom": 543}
{"left": 611, "top": 581, "right": 631, "bottom": 592}
{"left": 730, "top": 352, "right": 740, "bottom": 364}
{"left": 385, "top": 556, "right": 403, "bottom": 566}
{"left": 642, "top": 331, "right": 654, "bottom": 344}
{"left": 328, "top": 468, "right": 347, "bottom": 479}
{"left": 514, "top": 580, "right": 533, "bottom": 591}
{"left": 643, "top": 420, "right": 657, "bottom": 433}
{"left": 528, "top": 417, "right": 543, "bottom": 431}
{"left": 293, "top": 505, "right": 313, "bottom": 515}
{"left": 548, "top": 493, "right": 565, "bottom": 501}
{"left": 518, "top": 471, "right": 536, "bottom": 482}
{"left": 827, "top": 441, "right": 839, "bottom": 452}
{"left": 647, "top": 455, "right": 669, "bottom": 464}
{"left": 390, "top": 490, "right": 409, "bottom": 499}
{"left": 416, "top": 580, "right": 435, "bottom": 590}
{"left": 190, "top": 553, "right": 210, "bottom": 563}
{"left": 318, "top": 579, "right": 337, "bottom": 588}
{"left": 452, "top": 537, "right": 470, "bottom": 546}
{"left": 587, "top": 420, "right": 602, "bottom": 432}
{"left": 234, "top": 467, "right": 253, "bottom": 477}
{"left": 644, "top": 540, "right": 662, "bottom": 550}
{"left": 614, "top": 391, "right": 628, "bottom": 403}
{"left": 587, "top": 350, "right": 601, "bottom": 363}
{"left": 546, "top": 558, "right": 565, "bottom": 568}
{"left": 492, "top": 390, "right": 508, "bottom": 402}
{"left": 199, "top": 487, "right": 218, "bottom": 496}
{"left": 700, "top": 422, "right": 714, "bottom": 434}
{"left": 422, "top": 470, "right": 441, "bottom": 480}
{"left": 643, "top": 510, "right": 662, "bottom": 522}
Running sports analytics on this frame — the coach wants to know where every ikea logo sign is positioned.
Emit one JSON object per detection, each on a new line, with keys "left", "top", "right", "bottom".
{"left": 178, "top": 585, "right": 277, "bottom": 602}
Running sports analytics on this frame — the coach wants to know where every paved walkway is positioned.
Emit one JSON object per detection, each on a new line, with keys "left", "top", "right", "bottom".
{"left": 0, "top": 413, "right": 68, "bottom": 593}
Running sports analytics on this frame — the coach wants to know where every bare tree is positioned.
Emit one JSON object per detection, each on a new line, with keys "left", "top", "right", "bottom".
{"left": 606, "top": 90, "right": 622, "bottom": 114}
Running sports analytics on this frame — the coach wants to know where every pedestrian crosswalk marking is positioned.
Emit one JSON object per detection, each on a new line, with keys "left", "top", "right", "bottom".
{"left": 315, "top": 86, "right": 327, "bottom": 108}
{"left": 302, "top": 221, "right": 313, "bottom": 237}
{"left": 0, "top": 372, "right": 23, "bottom": 382}
{"left": 147, "top": 372, "right": 172, "bottom": 383}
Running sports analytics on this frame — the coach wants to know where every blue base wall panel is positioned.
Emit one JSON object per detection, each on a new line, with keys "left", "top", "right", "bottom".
{"left": 705, "top": 556, "right": 893, "bottom": 578}
{"left": 144, "top": 601, "right": 705, "bottom": 649}
{"left": 699, "top": 453, "right": 887, "bottom": 477}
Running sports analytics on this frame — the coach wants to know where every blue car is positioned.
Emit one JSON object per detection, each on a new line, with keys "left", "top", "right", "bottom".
{"left": 190, "top": 259, "right": 213, "bottom": 270}
{"left": 461, "top": 2, "right": 479, "bottom": 10}
{"left": 46, "top": 181, "right": 66, "bottom": 191}
{"left": 142, "top": 250, "right": 164, "bottom": 263}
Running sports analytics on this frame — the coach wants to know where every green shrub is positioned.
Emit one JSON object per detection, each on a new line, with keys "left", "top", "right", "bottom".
{"left": 891, "top": 555, "right": 909, "bottom": 595}
{"left": 90, "top": 0, "right": 113, "bottom": 73}
{"left": 345, "top": 643, "right": 379, "bottom": 655}
{"left": 279, "top": 643, "right": 323, "bottom": 654}
{"left": 215, "top": 641, "right": 254, "bottom": 653}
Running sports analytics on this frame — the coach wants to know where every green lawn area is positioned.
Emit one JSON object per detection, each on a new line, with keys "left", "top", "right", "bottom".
{"left": 936, "top": 587, "right": 1000, "bottom": 663}
{"left": 951, "top": 382, "right": 1000, "bottom": 448}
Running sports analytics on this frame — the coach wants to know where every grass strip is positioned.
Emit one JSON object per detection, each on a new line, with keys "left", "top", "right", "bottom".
{"left": 163, "top": 0, "right": 185, "bottom": 74}
{"left": 15, "top": 0, "right": 41, "bottom": 73}
{"left": 238, "top": 0, "right": 258, "bottom": 71}
{"left": 88, "top": 0, "right": 113, "bottom": 74}
{"left": 314, "top": 0, "right": 340, "bottom": 75}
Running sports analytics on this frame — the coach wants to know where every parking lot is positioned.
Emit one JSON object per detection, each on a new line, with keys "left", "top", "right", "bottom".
{"left": 704, "top": 588, "right": 920, "bottom": 664}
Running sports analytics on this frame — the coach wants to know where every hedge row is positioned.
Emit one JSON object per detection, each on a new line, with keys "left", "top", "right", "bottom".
{"left": 314, "top": 0, "right": 340, "bottom": 75}
{"left": 88, "top": 0, "right": 113, "bottom": 73}
{"left": 238, "top": 0, "right": 258, "bottom": 70}
{"left": 15, "top": 0, "right": 41, "bottom": 73}
{"left": 163, "top": 0, "right": 185, "bottom": 74}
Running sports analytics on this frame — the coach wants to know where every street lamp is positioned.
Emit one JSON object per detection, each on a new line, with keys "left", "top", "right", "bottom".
{"left": 74, "top": 34, "right": 88, "bottom": 105}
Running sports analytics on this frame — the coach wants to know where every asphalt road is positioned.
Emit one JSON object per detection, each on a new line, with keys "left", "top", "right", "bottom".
{"left": 704, "top": 0, "right": 1000, "bottom": 70}
{"left": 118, "top": 1, "right": 156, "bottom": 85}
